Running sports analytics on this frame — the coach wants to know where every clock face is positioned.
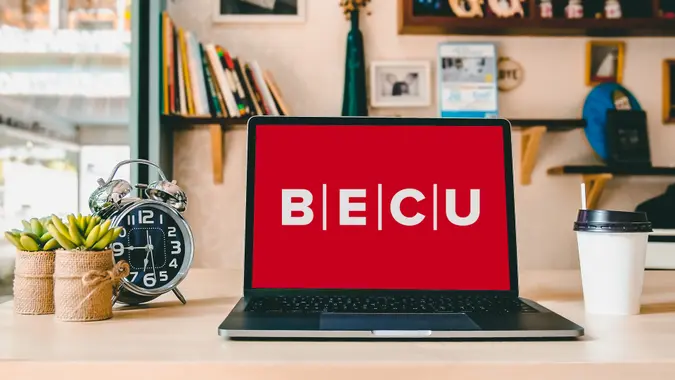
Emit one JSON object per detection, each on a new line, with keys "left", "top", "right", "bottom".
{"left": 111, "top": 201, "right": 193, "bottom": 295}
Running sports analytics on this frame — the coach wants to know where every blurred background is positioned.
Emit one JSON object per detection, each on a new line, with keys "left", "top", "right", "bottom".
{"left": 0, "top": 0, "right": 132, "bottom": 302}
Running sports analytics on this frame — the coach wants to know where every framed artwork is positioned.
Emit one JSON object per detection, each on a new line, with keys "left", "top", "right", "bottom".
{"left": 586, "top": 40, "right": 625, "bottom": 86}
{"left": 437, "top": 42, "right": 499, "bottom": 118}
{"left": 369, "top": 60, "right": 432, "bottom": 108}
{"left": 213, "top": 0, "right": 306, "bottom": 23}
{"left": 664, "top": 59, "right": 675, "bottom": 124}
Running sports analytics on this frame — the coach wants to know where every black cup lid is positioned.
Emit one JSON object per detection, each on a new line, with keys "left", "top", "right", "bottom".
{"left": 574, "top": 209, "right": 652, "bottom": 232}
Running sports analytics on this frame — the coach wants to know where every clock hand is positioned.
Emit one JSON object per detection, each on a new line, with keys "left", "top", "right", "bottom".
{"left": 148, "top": 233, "right": 158, "bottom": 279}
{"left": 143, "top": 231, "right": 151, "bottom": 272}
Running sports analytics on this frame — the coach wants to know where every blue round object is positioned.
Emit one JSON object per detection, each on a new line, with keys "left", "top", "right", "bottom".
{"left": 582, "top": 83, "right": 642, "bottom": 161}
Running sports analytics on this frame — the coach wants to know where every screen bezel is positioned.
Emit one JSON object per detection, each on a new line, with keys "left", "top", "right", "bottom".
{"left": 243, "top": 116, "right": 519, "bottom": 296}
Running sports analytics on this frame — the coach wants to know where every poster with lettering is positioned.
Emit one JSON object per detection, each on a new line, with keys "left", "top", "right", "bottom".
{"left": 251, "top": 124, "right": 511, "bottom": 291}
{"left": 438, "top": 42, "right": 499, "bottom": 118}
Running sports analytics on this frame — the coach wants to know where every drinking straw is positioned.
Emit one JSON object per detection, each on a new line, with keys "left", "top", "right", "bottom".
{"left": 580, "top": 183, "right": 587, "bottom": 210}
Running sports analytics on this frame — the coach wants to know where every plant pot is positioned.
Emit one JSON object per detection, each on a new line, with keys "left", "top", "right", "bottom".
{"left": 13, "top": 250, "right": 55, "bottom": 315}
{"left": 54, "top": 250, "right": 128, "bottom": 322}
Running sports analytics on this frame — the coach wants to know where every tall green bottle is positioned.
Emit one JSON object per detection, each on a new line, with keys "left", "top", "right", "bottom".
{"left": 341, "top": 9, "right": 368, "bottom": 116}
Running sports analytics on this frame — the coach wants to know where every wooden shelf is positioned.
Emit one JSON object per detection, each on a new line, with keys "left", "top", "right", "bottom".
{"left": 399, "top": 0, "right": 675, "bottom": 36}
{"left": 510, "top": 119, "right": 586, "bottom": 185}
{"left": 548, "top": 165, "right": 675, "bottom": 209}
{"left": 510, "top": 119, "right": 586, "bottom": 131}
{"left": 548, "top": 165, "right": 675, "bottom": 176}
{"left": 161, "top": 114, "right": 250, "bottom": 129}
{"left": 162, "top": 115, "right": 251, "bottom": 185}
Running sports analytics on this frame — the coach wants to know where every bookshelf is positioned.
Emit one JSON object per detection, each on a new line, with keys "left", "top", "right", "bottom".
{"left": 152, "top": 10, "right": 289, "bottom": 185}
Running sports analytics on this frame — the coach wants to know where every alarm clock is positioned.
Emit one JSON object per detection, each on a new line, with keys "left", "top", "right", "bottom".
{"left": 88, "top": 159, "right": 194, "bottom": 306}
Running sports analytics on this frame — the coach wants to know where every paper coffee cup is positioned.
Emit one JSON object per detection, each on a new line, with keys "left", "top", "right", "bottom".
{"left": 574, "top": 209, "right": 652, "bottom": 315}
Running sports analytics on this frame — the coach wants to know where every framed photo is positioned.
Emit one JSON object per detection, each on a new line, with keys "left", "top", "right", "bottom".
{"left": 213, "top": 0, "right": 306, "bottom": 23}
{"left": 586, "top": 40, "right": 624, "bottom": 86}
{"left": 665, "top": 59, "right": 675, "bottom": 124}
{"left": 369, "top": 60, "right": 432, "bottom": 108}
{"left": 437, "top": 42, "right": 499, "bottom": 118}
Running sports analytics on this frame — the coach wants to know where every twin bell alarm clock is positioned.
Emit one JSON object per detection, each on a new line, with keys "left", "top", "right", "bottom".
{"left": 88, "top": 159, "right": 194, "bottom": 306}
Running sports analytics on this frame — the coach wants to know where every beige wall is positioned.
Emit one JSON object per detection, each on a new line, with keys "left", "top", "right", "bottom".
{"left": 169, "top": 0, "right": 675, "bottom": 271}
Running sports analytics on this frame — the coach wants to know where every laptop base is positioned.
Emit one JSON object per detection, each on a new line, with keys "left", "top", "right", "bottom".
{"left": 218, "top": 297, "right": 584, "bottom": 340}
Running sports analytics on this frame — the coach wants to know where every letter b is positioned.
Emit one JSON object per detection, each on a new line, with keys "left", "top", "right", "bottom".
{"left": 281, "top": 189, "right": 314, "bottom": 225}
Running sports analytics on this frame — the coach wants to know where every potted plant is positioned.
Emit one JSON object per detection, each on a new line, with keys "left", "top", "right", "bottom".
{"left": 4, "top": 217, "right": 61, "bottom": 315}
{"left": 48, "top": 213, "right": 128, "bottom": 322}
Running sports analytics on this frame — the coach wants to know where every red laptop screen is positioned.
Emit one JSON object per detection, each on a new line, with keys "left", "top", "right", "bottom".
{"left": 251, "top": 124, "right": 511, "bottom": 291}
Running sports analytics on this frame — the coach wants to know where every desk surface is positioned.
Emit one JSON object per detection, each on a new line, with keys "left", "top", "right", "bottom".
{"left": 4, "top": 269, "right": 675, "bottom": 379}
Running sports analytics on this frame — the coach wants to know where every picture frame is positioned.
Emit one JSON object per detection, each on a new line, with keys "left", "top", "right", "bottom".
{"left": 664, "top": 59, "right": 675, "bottom": 124}
{"left": 369, "top": 60, "right": 432, "bottom": 108}
{"left": 213, "top": 0, "right": 306, "bottom": 24}
{"left": 586, "top": 40, "right": 625, "bottom": 86}
{"left": 437, "top": 42, "right": 499, "bottom": 118}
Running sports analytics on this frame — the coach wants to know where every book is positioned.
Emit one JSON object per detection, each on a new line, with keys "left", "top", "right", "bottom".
{"left": 177, "top": 28, "right": 195, "bottom": 115}
{"left": 185, "top": 32, "right": 209, "bottom": 115}
{"left": 234, "top": 58, "right": 261, "bottom": 116}
{"left": 160, "top": 13, "right": 288, "bottom": 118}
{"left": 176, "top": 39, "right": 187, "bottom": 115}
{"left": 264, "top": 70, "right": 290, "bottom": 116}
{"left": 200, "top": 43, "right": 222, "bottom": 117}
{"left": 250, "top": 61, "right": 279, "bottom": 116}
{"left": 205, "top": 44, "right": 238, "bottom": 118}
{"left": 245, "top": 64, "right": 268, "bottom": 115}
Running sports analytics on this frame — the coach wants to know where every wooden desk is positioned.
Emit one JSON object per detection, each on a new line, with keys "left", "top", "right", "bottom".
{"left": 4, "top": 269, "right": 675, "bottom": 379}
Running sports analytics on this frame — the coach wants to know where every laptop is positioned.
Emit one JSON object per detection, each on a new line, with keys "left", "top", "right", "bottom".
{"left": 218, "top": 116, "right": 584, "bottom": 339}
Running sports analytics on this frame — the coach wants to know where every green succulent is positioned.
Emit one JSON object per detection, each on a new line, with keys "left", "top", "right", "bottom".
{"left": 46, "top": 213, "right": 123, "bottom": 252}
{"left": 3, "top": 217, "right": 62, "bottom": 251}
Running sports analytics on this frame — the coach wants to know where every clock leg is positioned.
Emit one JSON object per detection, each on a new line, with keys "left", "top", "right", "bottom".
{"left": 173, "top": 288, "right": 187, "bottom": 305}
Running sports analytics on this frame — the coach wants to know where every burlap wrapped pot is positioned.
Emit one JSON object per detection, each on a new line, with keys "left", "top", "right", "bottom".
{"left": 13, "top": 250, "right": 55, "bottom": 315}
{"left": 54, "top": 250, "right": 129, "bottom": 322}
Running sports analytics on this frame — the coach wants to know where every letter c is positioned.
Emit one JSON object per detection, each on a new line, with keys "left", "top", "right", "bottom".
{"left": 390, "top": 189, "right": 425, "bottom": 226}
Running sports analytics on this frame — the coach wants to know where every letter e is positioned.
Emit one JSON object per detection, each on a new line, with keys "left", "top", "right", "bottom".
{"left": 339, "top": 189, "right": 366, "bottom": 226}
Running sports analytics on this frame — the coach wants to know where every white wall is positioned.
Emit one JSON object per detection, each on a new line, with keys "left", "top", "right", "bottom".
{"left": 169, "top": 0, "right": 675, "bottom": 270}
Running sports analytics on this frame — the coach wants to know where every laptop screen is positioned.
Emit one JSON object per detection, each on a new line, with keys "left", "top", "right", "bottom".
{"left": 250, "top": 124, "right": 511, "bottom": 291}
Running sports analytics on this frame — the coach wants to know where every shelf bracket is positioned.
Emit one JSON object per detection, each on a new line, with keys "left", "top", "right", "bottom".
{"left": 520, "top": 126, "right": 547, "bottom": 185}
{"left": 209, "top": 124, "right": 224, "bottom": 184}
{"left": 582, "top": 173, "right": 613, "bottom": 209}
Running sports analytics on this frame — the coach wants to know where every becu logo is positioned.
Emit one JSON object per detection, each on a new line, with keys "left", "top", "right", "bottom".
{"left": 281, "top": 185, "right": 480, "bottom": 230}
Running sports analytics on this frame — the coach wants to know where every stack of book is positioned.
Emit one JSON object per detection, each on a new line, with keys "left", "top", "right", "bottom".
{"left": 160, "top": 12, "right": 290, "bottom": 118}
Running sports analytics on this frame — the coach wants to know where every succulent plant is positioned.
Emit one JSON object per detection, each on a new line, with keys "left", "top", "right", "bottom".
{"left": 45, "top": 213, "right": 123, "bottom": 252}
{"left": 3, "top": 217, "right": 62, "bottom": 251}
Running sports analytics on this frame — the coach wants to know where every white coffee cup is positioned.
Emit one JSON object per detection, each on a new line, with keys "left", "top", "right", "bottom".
{"left": 574, "top": 209, "right": 652, "bottom": 315}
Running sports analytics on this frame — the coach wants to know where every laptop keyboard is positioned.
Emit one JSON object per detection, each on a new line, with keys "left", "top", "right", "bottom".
{"left": 245, "top": 295, "right": 540, "bottom": 314}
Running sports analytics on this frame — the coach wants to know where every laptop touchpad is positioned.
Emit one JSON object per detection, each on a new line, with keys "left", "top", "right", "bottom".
{"left": 319, "top": 313, "right": 480, "bottom": 331}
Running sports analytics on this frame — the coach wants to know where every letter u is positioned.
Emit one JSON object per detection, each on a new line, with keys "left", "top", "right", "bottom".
{"left": 445, "top": 189, "right": 480, "bottom": 226}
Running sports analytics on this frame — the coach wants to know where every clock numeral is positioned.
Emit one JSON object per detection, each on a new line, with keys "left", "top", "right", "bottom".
{"left": 159, "top": 271, "right": 168, "bottom": 282}
{"left": 127, "top": 215, "right": 135, "bottom": 225}
{"left": 171, "top": 240, "right": 182, "bottom": 254}
{"left": 168, "top": 226, "right": 176, "bottom": 237}
{"left": 139, "top": 210, "right": 154, "bottom": 224}
{"left": 159, "top": 214, "right": 164, "bottom": 224}
{"left": 118, "top": 227, "right": 127, "bottom": 238}
{"left": 143, "top": 273, "right": 156, "bottom": 287}
{"left": 169, "top": 258, "right": 178, "bottom": 268}
{"left": 130, "top": 271, "right": 139, "bottom": 282}
{"left": 112, "top": 242, "right": 124, "bottom": 257}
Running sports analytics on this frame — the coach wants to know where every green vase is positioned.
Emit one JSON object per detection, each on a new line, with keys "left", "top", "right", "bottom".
{"left": 341, "top": 9, "right": 368, "bottom": 116}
